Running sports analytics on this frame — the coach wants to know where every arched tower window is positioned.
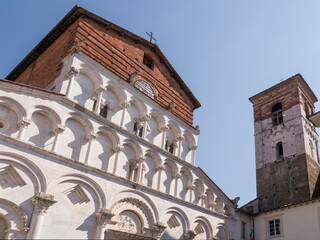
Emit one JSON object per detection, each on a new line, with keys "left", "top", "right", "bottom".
{"left": 276, "top": 142, "right": 283, "bottom": 159}
{"left": 272, "top": 103, "right": 283, "bottom": 126}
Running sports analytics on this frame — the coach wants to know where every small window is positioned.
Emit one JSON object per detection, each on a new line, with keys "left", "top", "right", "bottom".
{"left": 276, "top": 142, "right": 283, "bottom": 159}
{"left": 133, "top": 122, "right": 143, "bottom": 137}
{"left": 92, "top": 100, "right": 97, "bottom": 111}
{"left": 272, "top": 103, "right": 283, "bottom": 126}
{"left": 269, "top": 219, "right": 281, "bottom": 237}
{"left": 143, "top": 55, "right": 153, "bottom": 69}
{"left": 100, "top": 105, "right": 108, "bottom": 118}
{"left": 0, "top": 122, "right": 3, "bottom": 129}
{"left": 241, "top": 221, "right": 246, "bottom": 239}
{"left": 165, "top": 139, "right": 174, "bottom": 154}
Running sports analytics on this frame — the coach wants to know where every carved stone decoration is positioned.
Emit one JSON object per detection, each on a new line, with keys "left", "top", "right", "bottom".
{"left": 151, "top": 222, "right": 166, "bottom": 238}
{"left": 31, "top": 192, "right": 57, "bottom": 214}
{"left": 0, "top": 165, "right": 26, "bottom": 189}
{"left": 117, "top": 215, "right": 135, "bottom": 233}
{"left": 184, "top": 230, "right": 196, "bottom": 240}
{"left": 63, "top": 184, "right": 90, "bottom": 206}
{"left": 96, "top": 208, "right": 115, "bottom": 227}
{"left": 194, "top": 223, "right": 205, "bottom": 235}
{"left": 167, "top": 214, "right": 180, "bottom": 229}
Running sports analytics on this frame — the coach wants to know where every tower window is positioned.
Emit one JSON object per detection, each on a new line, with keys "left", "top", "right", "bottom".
{"left": 143, "top": 55, "right": 153, "bottom": 69}
{"left": 272, "top": 103, "right": 283, "bottom": 126}
{"left": 99, "top": 105, "right": 108, "bottom": 118}
{"left": 276, "top": 142, "right": 283, "bottom": 159}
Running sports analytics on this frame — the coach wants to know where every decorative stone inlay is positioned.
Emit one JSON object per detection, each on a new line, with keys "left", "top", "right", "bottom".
{"left": 194, "top": 223, "right": 205, "bottom": 235}
{"left": 167, "top": 214, "right": 180, "bottom": 229}
{"left": 134, "top": 80, "right": 155, "bottom": 99}
{"left": 0, "top": 165, "right": 26, "bottom": 189}
{"left": 151, "top": 222, "right": 166, "bottom": 238}
{"left": 31, "top": 193, "right": 56, "bottom": 214}
{"left": 64, "top": 185, "right": 90, "bottom": 206}
{"left": 96, "top": 208, "right": 115, "bottom": 227}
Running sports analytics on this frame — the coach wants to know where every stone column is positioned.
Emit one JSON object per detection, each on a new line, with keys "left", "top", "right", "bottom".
{"left": 94, "top": 208, "right": 115, "bottom": 240}
{"left": 175, "top": 136, "right": 183, "bottom": 158}
{"left": 85, "top": 133, "right": 97, "bottom": 165}
{"left": 141, "top": 115, "right": 150, "bottom": 139}
{"left": 94, "top": 87, "right": 106, "bottom": 114}
{"left": 17, "top": 118, "right": 31, "bottom": 141}
{"left": 26, "top": 193, "right": 56, "bottom": 239}
{"left": 160, "top": 126, "right": 168, "bottom": 149}
{"left": 189, "top": 146, "right": 198, "bottom": 165}
{"left": 151, "top": 222, "right": 166, "bottom": 238}
{"left": 119, "top": 101, "right": 130, "bottom": 128}
{"left": 173, "top": 173, "right": 181, "bottom": 197}
{"left": 65, "top": 67, "right": 79, "bottom": 98}
{"left": 136, "top": 157, "right": 145, "bottom": 183}
{"left": 199, "top": 194, "right": 206, "bottom": 207}
{"left": 112, "top": 145, "right": 123, "bottom": 174}
{"left": 156, "top": 166, "right": 165, "bottom": 191}
{"left": 187, "top": 185, "right": 194, "bottom": 203}
{"left": 51, "top": 125, "right": 65, "bottom": 153}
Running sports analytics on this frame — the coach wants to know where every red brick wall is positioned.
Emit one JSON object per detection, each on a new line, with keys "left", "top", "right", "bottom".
{"left": 13, "top": 16, "right": 195, "bottom": 125}
{"left": 15, "top": 19, "right": 80, "bottom": 89}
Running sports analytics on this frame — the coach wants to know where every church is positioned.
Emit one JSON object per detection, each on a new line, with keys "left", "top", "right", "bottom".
{"left": 0, "top": 5, "right": 320, "bottom": 240}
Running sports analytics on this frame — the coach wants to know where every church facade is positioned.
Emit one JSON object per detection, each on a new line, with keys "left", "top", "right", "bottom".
{"left": 0, "top": 6, "right": 246, "bottom": 240}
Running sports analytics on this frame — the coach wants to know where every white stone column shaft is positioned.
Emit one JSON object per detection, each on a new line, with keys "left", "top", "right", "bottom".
{"left": 51, "top": 125, "right": 65, "bottom": 153}
{"left": 160, "top": 127, "right": 168, "bottom": 149}
{"left": 120, "top": 101, "right": 129, "bottom": 128}
{"left": 27, "top": 193, "right": 56, "bottom": 239}
{"left": 112, "top": 146, "right": 123, "bottom": 174}
{"left": 65, "top": 67, "right": 79, "bottom": 98}
{"left": 85, "top": 133, "right": 97, "bottom": 165}
{"left": 95, "top": 87, "right": 106, "bottom": 114}
{"left": 156, "top": 166, "right": 164, "bottom": 191}
{"left": 17, "top": 119, "right": 30, "bottom": 141}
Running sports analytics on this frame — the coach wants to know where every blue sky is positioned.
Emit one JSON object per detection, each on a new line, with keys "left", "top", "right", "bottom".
{"left": 2, "top": 0, "right": 320, "bottom": 206}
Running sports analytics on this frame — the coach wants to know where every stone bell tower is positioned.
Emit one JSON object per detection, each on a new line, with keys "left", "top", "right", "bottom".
{"left": 249, "top": 74, "right": 320, "bottom": 211}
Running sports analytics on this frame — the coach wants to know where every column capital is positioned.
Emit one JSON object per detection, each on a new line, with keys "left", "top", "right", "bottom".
{"left": 31, "top": 193, "right": 56, "bottom": 214}
{"left": 54, "top": 125, "right": 65, "bottom": 134}
{"left": 152, "top": 222, "right": 166, "bottom": 238}
{"left": 156, "top": 166, "right": 165, "bottom": 171}
{"left": 141, "top": 114, "right": 151, "bottom": 122}
{"left": 96, "top": 208, "right": 115, "bottom": 227}
{"left": 113, "top": 145, "right": 123, "bottom": 153}
{"left": 95, "top": 86, "right": 106, "bottom": 94}
{"left": 17, "top": 118, "right": 31, "bottom": 127}
{"left": 187, "top": 185, "right": 195, "bottom": 191}
{"left": 86, "top": 133, "right": 97, "bottom": 141}
{"left": 199, "top": 194, "right": 206, "bottom": 200}
{"left": 119, "top": 101, "right": 130, "bottom": 109}
{"left": 136, "top": 156, "right": 146, "bottom": 163}
{"left": 67, "top": 66, "right": 80, "bottom": 78}
{"left": 159, "top": 126, "right": 169, "bottom": 132}
{"left": 189, "top": 145, "right": 198, "bottom": 151}
{"left": 175, "top": 136, "right": 184, "bottom": 142}
{"left": 172, "top": 173, "right": 181, "bottom": 180}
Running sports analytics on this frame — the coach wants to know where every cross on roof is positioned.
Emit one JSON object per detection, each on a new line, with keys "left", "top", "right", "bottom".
{"left": 146, "top": 31, "right": 157, "bottom": 43}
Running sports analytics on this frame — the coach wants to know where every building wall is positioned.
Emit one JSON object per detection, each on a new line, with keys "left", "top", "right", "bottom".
{"left": 253, "top": 201, "right": 320, "bottom": 240}
{"left": 0, "top": 53, "right": 241, "bottom": 239}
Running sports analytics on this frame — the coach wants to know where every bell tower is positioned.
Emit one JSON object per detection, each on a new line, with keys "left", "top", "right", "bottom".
{"left": 249, "top": 74, "right": 320, "bottom": 211}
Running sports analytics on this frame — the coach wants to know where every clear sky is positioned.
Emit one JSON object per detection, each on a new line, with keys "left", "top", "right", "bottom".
{"left": 2, "top": 0, "right": 320, "bottom": 206}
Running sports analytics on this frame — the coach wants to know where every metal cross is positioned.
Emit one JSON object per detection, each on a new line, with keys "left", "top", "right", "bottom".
{"left": 146, "top": 31, "right": 157, "bottom": 43}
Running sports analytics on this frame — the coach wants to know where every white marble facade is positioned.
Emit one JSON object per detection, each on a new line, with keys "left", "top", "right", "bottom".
{"left": 0, "top": 52, "right": 245, "bottom": 239}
